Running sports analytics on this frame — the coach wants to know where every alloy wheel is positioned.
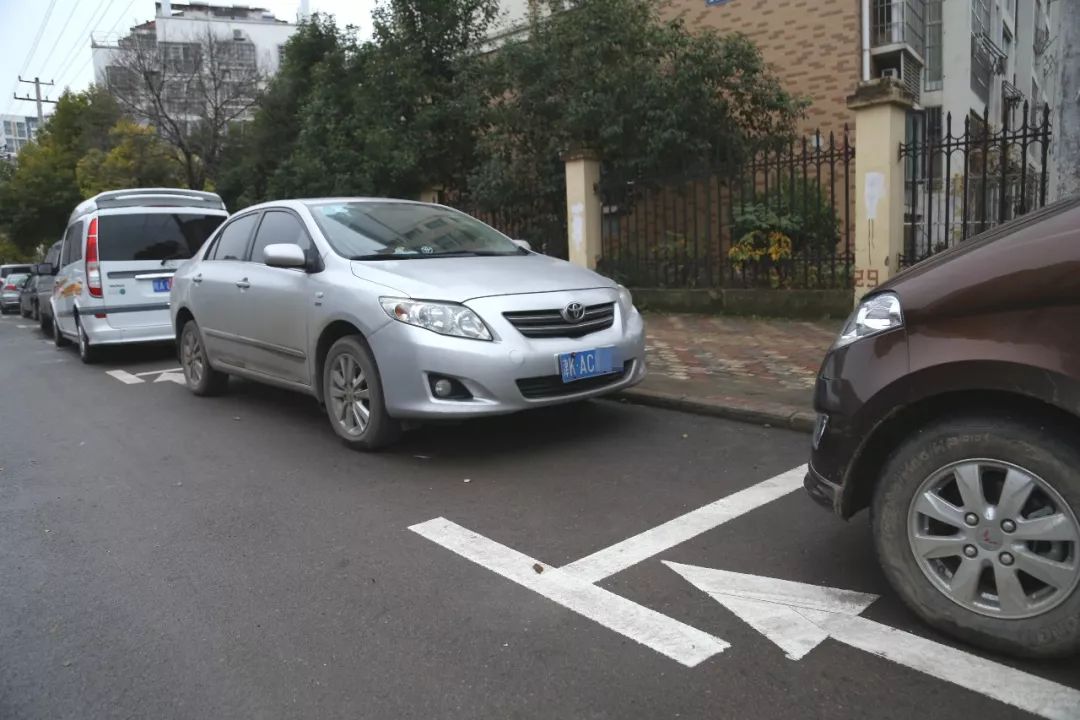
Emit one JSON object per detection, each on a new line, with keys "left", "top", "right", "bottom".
{"left": 907, "top": 459, "right": 1080, "bottom": 619}
{"left": 182, "top": 327, "right": 205, "bottom": 386}
{"left": 329, "top": 352, "right": 371, "bottom": 437}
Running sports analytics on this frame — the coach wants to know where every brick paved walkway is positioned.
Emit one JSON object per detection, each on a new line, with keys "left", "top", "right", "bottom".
{"left": 627, "top": 314, "right": 841, "bottom": 428}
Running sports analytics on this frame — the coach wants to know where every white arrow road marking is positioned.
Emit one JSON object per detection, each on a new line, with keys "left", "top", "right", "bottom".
{"left": 666, "top": 563, "right": 1080, "bottom": 720}
{"left": 153, "top": 371, "right": 186, "bottom": 385}
{"left": 410, "top": 517, "right": 729, "bottom": 667}
{"left": 136, "top": 367, "right": 181, "bottom": 376}
{"left": 105, "top": 370, "right": 145, "bottom": 385}
{"left": 561, "top": 465, "right": 806, "bottom": 583}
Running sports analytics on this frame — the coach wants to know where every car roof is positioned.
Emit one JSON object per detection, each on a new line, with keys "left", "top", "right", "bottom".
{"left": 237, "top": 197, "right": 433, "bottom": 214}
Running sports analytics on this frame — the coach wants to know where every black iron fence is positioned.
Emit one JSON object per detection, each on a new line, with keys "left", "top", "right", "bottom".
{"left": 597, "top": 130, "right": 855, "bottom": 289}
{"left": 898, "top": 102, "right": 1051, "bottom": 267}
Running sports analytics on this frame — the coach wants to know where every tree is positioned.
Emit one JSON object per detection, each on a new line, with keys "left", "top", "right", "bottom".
{"left": 0, "top": 87, "right": 122, "bottom": 254}
{"left": 106, "top": 26, "right": 265, "bottom": 189}
{"left": 76, "top": 119, "right": 184, "bottom": 197}
{"left": 468, "top": 0, "right": 807, "bottom": 217}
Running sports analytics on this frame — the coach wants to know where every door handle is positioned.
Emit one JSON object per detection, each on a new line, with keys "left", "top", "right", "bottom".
{"left": 192, "top": 273, "right": 203, "bottom": 284}
{"left": 236, "top": 278, "right": 250, "bottom": 289}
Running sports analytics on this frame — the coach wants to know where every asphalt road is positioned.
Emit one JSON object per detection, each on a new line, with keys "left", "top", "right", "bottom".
{"left": 1, "top": 314, "right": 1077, "bottom": 720}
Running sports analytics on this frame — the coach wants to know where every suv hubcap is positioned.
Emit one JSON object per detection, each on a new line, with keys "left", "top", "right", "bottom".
{"left": 329, "top": 353, "right": 370, "bottom": 436}
{"left": 907, "top": 459, "right": 1080, "bottom": 619}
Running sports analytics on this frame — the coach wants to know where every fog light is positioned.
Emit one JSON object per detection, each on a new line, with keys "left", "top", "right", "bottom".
{"left": 433, "top": 379, "right": 453, "bottom": 398}
{"left": 812, "top": 413, "right": 829, "bottom": 450}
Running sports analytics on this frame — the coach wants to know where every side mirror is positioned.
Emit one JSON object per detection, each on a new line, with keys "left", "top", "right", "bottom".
{"left": 512, "top": 239, "right": 532, "bottom": 252}
{"left": 263, "top": 243, "right": 307, "bottom": 269}
{"left": 36, "top": 262, "right": 55, "bottom": 276}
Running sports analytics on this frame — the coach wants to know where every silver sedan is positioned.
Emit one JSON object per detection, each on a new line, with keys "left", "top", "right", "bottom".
{"left": 171, "top": 199, "right": 646, "bottom": 449}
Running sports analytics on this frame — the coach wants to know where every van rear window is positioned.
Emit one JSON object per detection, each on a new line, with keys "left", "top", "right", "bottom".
{"left": 98, "top": 214, "right": 226, "bottom": 262}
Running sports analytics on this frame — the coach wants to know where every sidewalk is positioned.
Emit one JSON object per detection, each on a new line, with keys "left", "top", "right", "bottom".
{"left": 620, "top": 314, "right": 842, "bottom": 432}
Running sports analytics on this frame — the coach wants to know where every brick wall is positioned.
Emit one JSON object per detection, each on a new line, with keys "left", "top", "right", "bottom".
{"left": 662, "top": 0, "right": 862, "bottom": 137}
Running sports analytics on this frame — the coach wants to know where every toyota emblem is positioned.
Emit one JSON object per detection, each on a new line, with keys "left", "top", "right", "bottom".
{"left": 561, "top": 302, "right": 586, "bottom": 323}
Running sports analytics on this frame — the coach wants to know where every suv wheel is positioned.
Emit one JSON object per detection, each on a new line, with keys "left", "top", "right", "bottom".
{"left": 180, "top": 320, "right": 228, "bottom": 396}
{"left": 53, "top": 313, "right": 69, "bottom": 347}
{"left": 76, "top": 316, "right": 99, "bottom": 364}
{"left": 873, "top": 414, "right": 1080, "bottom": 659}
{"left": 322, "top": 336, "right": 400, "bottom": 450}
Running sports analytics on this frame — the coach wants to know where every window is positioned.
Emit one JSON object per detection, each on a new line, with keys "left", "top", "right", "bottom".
{"left": 210, "top": 213, "right": 259, "bottom": 260}
{"left": 924, "top": 0, "right": 942, "bottom": 90}
{"left": 45, "top": 242, "right": 61, "bottom": 266}
{"left": 15, "top": 122, "right": 26, "bottom": 138}
{"left": 307, "top": 202, "right": 524, "bottom": 260}
{"left": 97, "top": 213, "right": 225, "bottom": 261}
{"left": 2, "top": 121, "right": 11, "bottom": 136}
{"left": 60, "top": 222, "right": 83, "bottom": 266}
{"left": 250, "top": 211, "right": 314, "bottom": 265}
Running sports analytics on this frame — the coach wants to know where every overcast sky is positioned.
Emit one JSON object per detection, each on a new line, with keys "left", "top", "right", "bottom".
{"left": 0, "top": 0, "right": 377, "bottom": 118}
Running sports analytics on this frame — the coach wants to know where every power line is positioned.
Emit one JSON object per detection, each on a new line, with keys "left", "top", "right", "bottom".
{"left": 40, "top": 0, "right": 103, "bottom": 81}
{"left": 49, "top": 0, "right": 120, "bottom": 90}
{"left": 56, "top": 0, "right": 140, "bottom": 90}
{"left": 18, "top": 0, "right": 61, "bottom": 77}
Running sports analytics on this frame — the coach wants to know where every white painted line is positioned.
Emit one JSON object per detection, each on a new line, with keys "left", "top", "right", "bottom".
{"left": 812, "top": 611, "right": 1080, "bottom": 720}
{"left": 561, "top": 465, "right": 807, "bottom": 583}
{"left": 153, "top": 371, "right": 186, "bottom": 385}
{"left": 667, "top": 563, "right": 1080, "bottom": 719}
{"left": 409, "top": 517, "right": 729, "bottom": 667}
{"left": 135, "top": 367, "right": 181, "bottom": 377}
{"left": 16, "top": 324, "right": 32, "bottom": 329}
{"left": 105, "top": 370, "right": 146, "bottom": 385}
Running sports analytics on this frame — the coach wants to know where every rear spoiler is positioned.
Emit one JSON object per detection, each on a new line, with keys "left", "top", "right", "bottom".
{"left": 69, "top": 188, "right": 227, "bottom": 223}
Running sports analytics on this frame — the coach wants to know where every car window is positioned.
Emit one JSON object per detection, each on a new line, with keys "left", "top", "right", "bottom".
{"left": 98, "top": 213, "right": 225, "bottom": 262}
{"left": 60, "top": 222, "right": 83, "bottom": 266}
{"left": 250, "top": 211, "right": 314, "bottom": 265}
{"left": 209, "top": 213, "right": 259, "bottom": 261}
{"left": 306, "top": 202, "right": 525, "bottom": 260}
{"left": 5, "top": 273, "right": 29, "bottom": 287}
{"left": 46, "top": 243, "right": 61, "bottom": 266}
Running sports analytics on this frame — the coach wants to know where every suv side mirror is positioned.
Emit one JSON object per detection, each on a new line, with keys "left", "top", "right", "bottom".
{"left": 263, "top": 243, "right": 307, "bottom": 269}
{"left": 36, "top": 262, "right": 55, "bottom": 276}
{"left": 512, "top": 239, "right": 532, "bottom": 252}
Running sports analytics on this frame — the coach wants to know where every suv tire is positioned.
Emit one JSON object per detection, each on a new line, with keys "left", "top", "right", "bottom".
{"left": 52, "top": 312, "right": 69, "bottom": 347}
{"left": 873, "top": 414, "right": 1080, "bottom": 659}
{"left": 322, "top": 336, "right": 400, "bottom": 450}
{"left": 180, "top": 320, "right": 228, "bottom": 396}
{"left": 76, "top": 316, "right": 100, "bottom": 364}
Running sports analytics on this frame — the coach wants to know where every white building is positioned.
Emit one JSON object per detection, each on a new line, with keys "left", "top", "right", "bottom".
{"left": 92, "top": 1, "right": 298, "bottom": 120}
{"left": 0, "top": 114, "right": 41, "bottom": 160}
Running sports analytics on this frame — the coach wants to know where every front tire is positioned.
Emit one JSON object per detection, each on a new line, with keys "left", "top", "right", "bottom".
{"left": 52, "top": 312, "right": 69, "bottom": 347}
{"left": 873, "top": 414, "right": 1080, "bottom": 659}
{"left": 322, "top": 336, "right": 400, "bottom": 450}
{"left": 180, "top": 320, "right": 228, "bottom": 396}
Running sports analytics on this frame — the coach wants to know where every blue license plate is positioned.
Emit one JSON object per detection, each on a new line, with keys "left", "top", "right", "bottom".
{"left": 559, "top": 347, "right": 617, "bottom": 383}
{"left": 152, "top": 278, "right": 172, "bottom": 292}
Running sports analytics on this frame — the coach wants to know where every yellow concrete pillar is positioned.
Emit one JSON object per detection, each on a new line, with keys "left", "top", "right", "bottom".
{"left": 563, "top": 149, "right": 602, "bottom": 269}
{"left": 419, "top": 187, "right": 442, "bottom": 204}
{"left": 846, "top": 79, "right": 916, "bottom": 305}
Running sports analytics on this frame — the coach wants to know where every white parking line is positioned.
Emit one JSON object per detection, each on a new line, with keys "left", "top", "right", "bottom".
{"left": 16, "top": 324, "right": 32, "bottom": 329}
{"left": 560, "top": 465, "right": 806, "bottom": 583}
{"left": 106, "top": 370, "right": 146, "bottom": 385}
{"left": 409, "top": 517, "right": 729, "bottom": 667}
{"left": 135, "top": 367, "right": 181, "bottom": 376}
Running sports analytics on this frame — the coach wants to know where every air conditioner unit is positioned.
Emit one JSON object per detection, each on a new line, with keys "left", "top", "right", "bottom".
{"left": 233, "top": 29, "right": 244, "bottom": 41}
{"left": 881, "top": 68, "right": 900, "bottom": 79}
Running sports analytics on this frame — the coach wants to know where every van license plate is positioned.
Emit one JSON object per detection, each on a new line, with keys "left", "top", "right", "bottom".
{"left": 558, "top": 347, "right": 617, "bottom": 383}
{"left": 152, "top": 278, "right": 172, "bottom": 292}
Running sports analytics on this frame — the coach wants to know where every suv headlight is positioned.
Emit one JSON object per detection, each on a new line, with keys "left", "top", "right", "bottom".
{"left": 617, "top": 284, "right": 634, "bottom": 309}
{"left": 834, "top": 292, "right": 903, "bottom": 349}
{"left": 379, "top": 298, "right": 492, "bottom": 341}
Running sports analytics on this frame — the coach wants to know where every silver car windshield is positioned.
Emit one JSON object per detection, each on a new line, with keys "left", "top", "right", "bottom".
{"left": 307, "top": 201, "right": 525, "bottom": 260}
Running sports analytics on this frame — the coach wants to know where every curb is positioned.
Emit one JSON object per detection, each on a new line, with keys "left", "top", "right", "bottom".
{"left": 613, "top": 387, "right": 815, "bottom": 434}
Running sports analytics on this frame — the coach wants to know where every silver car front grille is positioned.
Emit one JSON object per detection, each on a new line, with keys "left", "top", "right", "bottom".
{"left": 503, "top": 302, "right": 615, "bottom": 339}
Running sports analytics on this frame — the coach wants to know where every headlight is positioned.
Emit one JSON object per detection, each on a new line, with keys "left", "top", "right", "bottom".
{"left": 833, "top": 292, "right": 903, "bottom": 349}
{"left": 617, "top": 284, "right": 633, "bottom": 308}
{"left": 379, "top": 298, "right": 492, "bottom": 341}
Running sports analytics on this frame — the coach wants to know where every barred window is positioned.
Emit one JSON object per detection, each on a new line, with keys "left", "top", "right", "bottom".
{"left": 924, "top": 0, "right": 942, "bottom": 90}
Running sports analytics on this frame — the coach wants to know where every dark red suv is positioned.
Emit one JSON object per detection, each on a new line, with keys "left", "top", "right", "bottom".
{"left": 805, "top": 197, "right": 1080, "bottom": 659}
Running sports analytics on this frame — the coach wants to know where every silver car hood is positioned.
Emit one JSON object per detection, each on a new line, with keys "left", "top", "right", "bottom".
{"left": 350, "top": 254, "right": 615, "bottom": 302}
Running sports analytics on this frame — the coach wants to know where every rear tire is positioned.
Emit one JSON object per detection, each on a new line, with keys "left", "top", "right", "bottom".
{"left": 52, "top": 312, "right": 69, "bottom": 347}
{"left": 76, "top": 316, "right": 99, "bottom": 364}
{"left": 322, "top": 336, "right": 400, "bottom": 451}
{"left": 873, "top": 414, "right": 1080, "bottom": 659}
{"left": 39, "top": 308, "right": 51, "bottom": 333}
{"left": 180, "top": 320, "right": 228, "bottom": 396}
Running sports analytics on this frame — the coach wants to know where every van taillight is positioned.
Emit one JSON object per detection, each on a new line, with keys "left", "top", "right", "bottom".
{"left": 86, "top": 217, "right": 102, "bottom": 298}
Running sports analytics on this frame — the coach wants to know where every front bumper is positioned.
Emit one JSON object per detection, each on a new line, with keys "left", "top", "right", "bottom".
{"left": 804, "top": 464, "right": 842, "bottom": 513}
{"left": 368, "top": 296, "right": 647, "bottom": 420}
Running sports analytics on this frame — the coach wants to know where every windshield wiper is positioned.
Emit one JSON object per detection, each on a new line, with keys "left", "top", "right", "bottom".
{"left": 350, "top": 250, "right": 524, "bottom": 260}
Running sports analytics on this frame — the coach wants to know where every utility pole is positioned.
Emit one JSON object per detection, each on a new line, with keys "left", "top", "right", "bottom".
{"left": 13, "top": 76, "right": 57, "bottom": 125}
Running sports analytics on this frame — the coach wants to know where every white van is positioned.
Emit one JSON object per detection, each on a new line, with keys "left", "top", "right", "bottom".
{"left": 51, "top": 188, "right": 228, "bottom": 363}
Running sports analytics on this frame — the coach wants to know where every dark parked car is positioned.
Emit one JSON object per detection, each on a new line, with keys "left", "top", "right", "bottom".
{"left": 32, "top": 241, "right": 62, "bottom": 330}
{"left": 805, "top": 197, "right": 1080, "bottom": 660}
{"left": 18, "top": 272, "right": 37, "bottom": 318}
